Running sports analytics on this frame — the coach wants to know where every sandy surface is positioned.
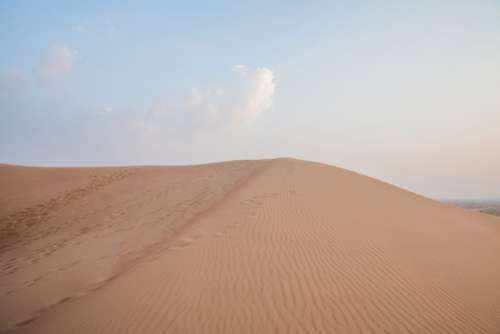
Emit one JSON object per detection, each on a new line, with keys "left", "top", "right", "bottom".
{"left": 1, "top": 158, "right": 499, "bottom": 333}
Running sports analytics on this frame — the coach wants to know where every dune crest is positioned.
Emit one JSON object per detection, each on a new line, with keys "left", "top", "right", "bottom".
{"left": 1, "top": 158, "right": 500, "bottom": 333}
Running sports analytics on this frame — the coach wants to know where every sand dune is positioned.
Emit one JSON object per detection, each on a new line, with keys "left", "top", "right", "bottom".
{"left": 1, "top": 158, "right": 499, "bottom": 333}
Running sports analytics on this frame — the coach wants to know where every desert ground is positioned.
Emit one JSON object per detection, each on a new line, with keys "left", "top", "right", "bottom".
{"left": 1, "top": 158, "right": 500, "bottom": 333}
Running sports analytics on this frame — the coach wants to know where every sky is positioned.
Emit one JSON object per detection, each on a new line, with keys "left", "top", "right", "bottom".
{"left": 1, "top": 0, "right": 500, "bottom": 200}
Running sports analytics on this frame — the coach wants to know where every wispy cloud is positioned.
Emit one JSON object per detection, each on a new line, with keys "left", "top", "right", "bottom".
{"left": 37, "top": 45, "right": 78, "bottom": 80}
{"left": 120, "top": 65, "right": 276, "bottom": 161}
{"left": 187, "top": 65, "right": 276, "bottom": 128}
{"left": 139, "top": 65, "right": 276, "bottom": 134}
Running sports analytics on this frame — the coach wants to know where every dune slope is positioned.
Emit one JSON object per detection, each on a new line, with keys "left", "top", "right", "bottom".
{"left": 1, "top": 158, "right": 500, "bottom": 333}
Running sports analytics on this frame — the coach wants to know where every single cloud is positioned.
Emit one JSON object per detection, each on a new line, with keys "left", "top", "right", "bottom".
{"left": 122, "top": 65, "right": 276, "bottom": 159}
{"left": 156, "top": 65, "right": 275, "bottom": 130}
{"left": 38, "top": 45, "right": 78, "bottom": 79}
{"left": 185, "top": 65, "right": 276, "bottom": 127}
{"left": 238, "top": 67, "right": 275, "bottom": 124}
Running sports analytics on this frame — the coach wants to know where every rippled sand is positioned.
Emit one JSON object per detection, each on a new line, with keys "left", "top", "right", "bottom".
{"left": 1, "top": 158, "right": 500, "bottom": 333}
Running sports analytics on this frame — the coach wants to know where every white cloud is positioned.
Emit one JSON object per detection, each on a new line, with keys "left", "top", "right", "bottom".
{"left": 116, "top": 65, "right": 276, "bottom": 161}
{"left": 38, "top": 45, "right": 78, "bottom": 79}
{"left": 238, "top": 67, "right": 275, "bottom": 124}
{"left": 147, "top": 65, "right": 276, "bottom": 131}
{"left": 185, "top": 65, "right": 276, "bottom": 127}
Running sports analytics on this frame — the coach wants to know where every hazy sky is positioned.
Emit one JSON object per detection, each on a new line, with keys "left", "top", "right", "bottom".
{"left": 1, "top": 1, "right": 499, "bottom": 199}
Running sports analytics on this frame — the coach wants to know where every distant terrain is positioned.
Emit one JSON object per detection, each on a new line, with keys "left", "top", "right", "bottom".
{"left": 450, "top": 200, "right": 500, "bottom": 217}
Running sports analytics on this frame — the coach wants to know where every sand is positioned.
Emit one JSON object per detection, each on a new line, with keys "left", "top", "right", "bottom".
{"left": 1, "top": 158, "right": 499, "bottom": 333}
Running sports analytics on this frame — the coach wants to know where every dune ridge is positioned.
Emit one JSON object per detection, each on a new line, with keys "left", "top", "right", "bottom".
{"left": 1, "top": 158, "right": 500, "bottom": 333}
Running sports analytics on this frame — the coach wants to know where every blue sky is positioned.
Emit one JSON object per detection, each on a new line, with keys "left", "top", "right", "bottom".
{"left": 1, "top": 0, "right": 500, "bottom": 199}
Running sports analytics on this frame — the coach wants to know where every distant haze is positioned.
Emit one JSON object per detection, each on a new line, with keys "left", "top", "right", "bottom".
{"left": 1, "top": 1, "right": 499, "bottom": 199}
